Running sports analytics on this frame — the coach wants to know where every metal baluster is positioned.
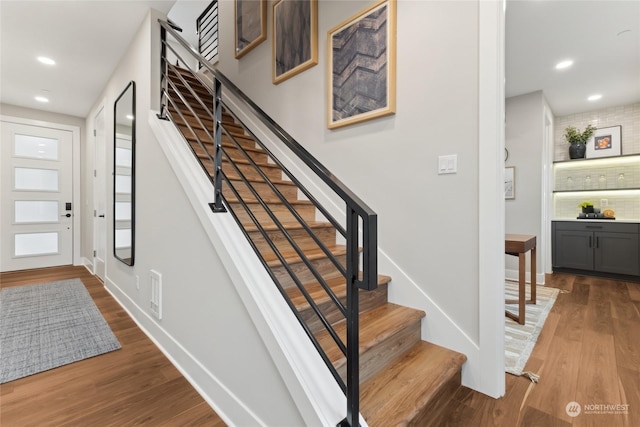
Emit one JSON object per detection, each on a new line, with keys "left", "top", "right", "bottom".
{"left": 339, "top": 207, "right": 360, "bottom": 427}
{"left": 157, "top": 26, "right": 169, "bottom": 121}
{"left": 210, "top": 77, "right": 226, "bottom": 212}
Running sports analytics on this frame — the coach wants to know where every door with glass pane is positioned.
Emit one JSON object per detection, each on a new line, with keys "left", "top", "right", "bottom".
{"left": 1, "top": 121, "right": 74, "bottom": 272}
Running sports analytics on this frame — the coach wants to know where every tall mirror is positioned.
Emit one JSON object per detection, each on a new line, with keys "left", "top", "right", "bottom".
{"left": 114, "top": 81, "right": 135, "bottom": 266}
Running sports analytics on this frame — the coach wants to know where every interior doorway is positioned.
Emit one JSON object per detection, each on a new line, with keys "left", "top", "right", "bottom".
{"left": 94, "top": 107, "right": 107, "bottom": 281}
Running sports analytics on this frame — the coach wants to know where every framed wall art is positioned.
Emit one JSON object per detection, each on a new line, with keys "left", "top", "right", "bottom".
{"left": 327, "top": 0, "right": 396, "bottom": 129}
{"left": 505, "top": 167, "right": 515, "bottom": 200}
{"left": 586, "top": 125, "right": 622, "bottom": 159}
{"left": 272, "top": 0, "right": 318, "bottom": 84}
{"left": 234, "top": 0, "right": 267, "bottom": 59}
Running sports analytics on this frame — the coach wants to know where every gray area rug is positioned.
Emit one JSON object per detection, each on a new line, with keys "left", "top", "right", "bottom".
{"left": 0, "top": 278, "right": 121, "bottom": 384}
{"left": 505, "top": 281, "right": 559, "bottom": 382}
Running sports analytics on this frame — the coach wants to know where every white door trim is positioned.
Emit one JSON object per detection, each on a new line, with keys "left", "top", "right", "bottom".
{"left": 93, "top": 106, "right": 107, "bottom": 280}
{"left": 0, "top": 114, "right": 82, "bottom": 267}
{"left": 476, "top": 0, "right": 506, "bottom": 398}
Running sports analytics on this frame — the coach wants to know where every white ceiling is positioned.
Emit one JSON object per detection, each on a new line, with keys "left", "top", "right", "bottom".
{"left": 0, "top": 1, "right": 638, "bottom": 119}
{"left": 0, "top": 0, "right": 175, "bottom": 118}
{"left": 506, "top": 0, "right": 640, "bottom": 116}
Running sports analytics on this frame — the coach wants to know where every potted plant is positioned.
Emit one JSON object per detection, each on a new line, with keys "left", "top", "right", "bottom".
{"left": 564, "top": 124, "right": 597, "bottom": 159}
{"left": 578, "top": 200, "right": 594, "bottom": 213}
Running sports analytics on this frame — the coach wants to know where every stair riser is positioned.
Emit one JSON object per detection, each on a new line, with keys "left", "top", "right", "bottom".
{"left": 222, "top": 145, "right": 268, "bottom": 164}
{"left": 248, "top": 226, "right": 337, "bottom": 256}
{"left": 227, "top": 202, "right": 317, "bottom": 228}
{"left": 408, "top": 371, "right": 462, "bottom": 427}
{"left": 300, "top": 284, "right": 388, "bottom": 335}
{"left": 226, "top": 180, "right": 299, "bottom": 201}
{"left": 168, "top": 84, "right": 212, "bottom": 104}
{"left": 222, "top": 184, "right": 298, "bottom": 205}
{"left": 189, "top": 141, "right": 268, "bottom": 165}
{"left": 339, "top": 320, "right": 422, "bottom": 385}
{"left": 272, "top": 254, "right": 346, "bottom": 289}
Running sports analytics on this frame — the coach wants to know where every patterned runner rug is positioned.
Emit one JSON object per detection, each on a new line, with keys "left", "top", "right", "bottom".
{"left": 505, "top": 281, "right": 559, "bottom": 382}
{"left": 0, "top": 278, "right": 121, "bottom": 384}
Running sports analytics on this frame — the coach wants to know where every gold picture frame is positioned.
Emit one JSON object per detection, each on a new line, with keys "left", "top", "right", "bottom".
{"left": 234, "top": 0, "right": 267, "bottom": 59}
{"left": 272, "top": 0, "right": 318, "bottom": 85}
{"left": 327, "top": 0, "right": 396, "bottom": 129}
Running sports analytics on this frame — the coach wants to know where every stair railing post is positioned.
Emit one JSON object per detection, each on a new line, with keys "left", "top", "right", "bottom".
{"left": 210, "top": 76, "right": 226, "bottom": 212}
{"left": 339, "top": 206, "right": 360, "bottom": 427}
{"left": 157, "top": 25, "right": 169, "bottom": 121}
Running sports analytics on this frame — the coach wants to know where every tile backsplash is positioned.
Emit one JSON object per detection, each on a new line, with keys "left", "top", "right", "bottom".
{"left": 553, "top": 103, "right": 640, "bottom": 221}
{"left": 554, "top": 191, "right": 640, "bottom": 220}
{"left": 554, "top": 102, "right": 640, "bottom": 161}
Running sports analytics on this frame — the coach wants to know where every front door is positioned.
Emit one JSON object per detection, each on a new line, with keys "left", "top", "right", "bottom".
{"left": 1, "top": 121, "right": 74, "bottom": 272}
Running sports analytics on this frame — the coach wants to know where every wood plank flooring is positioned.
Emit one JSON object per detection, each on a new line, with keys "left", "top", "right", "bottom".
{"left": 0, "top": 266, "right": 226, "bottom": 427}
{"left": 431, "top": 273, "right": 640, "bottom": 427}
{"left": 3, "top": 267, "right": 638, "bottom": 426}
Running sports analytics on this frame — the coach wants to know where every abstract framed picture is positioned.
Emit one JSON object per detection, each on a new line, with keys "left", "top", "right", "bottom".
{"left": 505, "top": 167, "right": 515, "bottom": 200}
{"left": 234, "top": 0, "right": 267, "bottom": 59}
{"left": 586, "top": 125, "right": 622, "bottom": 159}
{"left": 327, "top": 0, "right": 396, "bottom": 129}
{"left": 272, "top": 0, "right": 318, "bottom": 84}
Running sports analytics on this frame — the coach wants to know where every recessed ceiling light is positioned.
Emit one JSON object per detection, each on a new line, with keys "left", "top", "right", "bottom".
{"left": 588, "top": 94, "right": 602, "bottom": 101}
{"left": 126, "top": 114, "right": 134, "bottom": 120}
{"left": 37, "top": 56, "right": 56, "bottom": 65}
{"left": 35, "top": 96, "right": 49, "bottom": 103}
{"left": 555, "top": 60, "right": 573, "bottom": 70}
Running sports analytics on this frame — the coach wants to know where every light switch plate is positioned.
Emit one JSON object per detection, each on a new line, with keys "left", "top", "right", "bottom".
{"left": 438, "top": 154, "right": 457, "bottom": 174}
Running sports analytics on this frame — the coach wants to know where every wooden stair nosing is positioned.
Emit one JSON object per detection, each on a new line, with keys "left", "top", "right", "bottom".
{"left": 287, "top": 274, "right": 392, "bottom": 311}
{"left": 317, "top": 303, "right": 426, "bottom": 368}
{"left": 359, "top": 341, "right": 467, "bottom": 426}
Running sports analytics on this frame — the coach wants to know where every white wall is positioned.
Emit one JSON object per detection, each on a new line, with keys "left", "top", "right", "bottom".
{"left": 84, "top": 9, "right": 304, "bottom": 426}
{"left": 505, "top": 91, "right": 548, "bottom": 280}
{"left": 215, "top": 0, "right": 505, "bottom": 397}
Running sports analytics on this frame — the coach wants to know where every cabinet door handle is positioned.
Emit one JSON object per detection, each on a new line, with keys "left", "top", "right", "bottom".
{"left": 586, "top": 225, "right": 603, "bottom": 229}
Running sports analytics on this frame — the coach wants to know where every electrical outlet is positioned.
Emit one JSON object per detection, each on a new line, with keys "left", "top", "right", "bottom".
{"left": 600, "top": 199, "right": 608, "bottom": 207}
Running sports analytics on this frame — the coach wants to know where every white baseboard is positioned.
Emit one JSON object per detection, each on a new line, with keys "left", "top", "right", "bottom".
{"left": 103, "top": 276, "right": 254, "bottom": 427}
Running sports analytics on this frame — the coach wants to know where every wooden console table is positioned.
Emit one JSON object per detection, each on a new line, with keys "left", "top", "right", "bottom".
{"left": 505, "top": 234, "right": 536, "bottom": 324}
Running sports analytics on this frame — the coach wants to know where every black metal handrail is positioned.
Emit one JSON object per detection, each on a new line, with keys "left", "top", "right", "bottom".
{"left": 196, "top": 1, "right": 218, "bottom": 68}
{"left": 158, "top": 19, "right": 376, "bottom": 427}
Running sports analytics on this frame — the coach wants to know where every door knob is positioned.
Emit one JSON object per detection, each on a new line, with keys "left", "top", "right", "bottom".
{"left": 61, "top": 213, "right": 71, "bottom": 218}
{"left": 98, "top": 214, "right": 105, "bottom": 218}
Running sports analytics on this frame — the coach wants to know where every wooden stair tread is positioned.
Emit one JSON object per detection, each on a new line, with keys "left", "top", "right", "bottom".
{"left": 360, "top": 341, "right": 467, "bottom": 426}
{"left": 287, "top": 274, "right": 392, "bottom": 310}
{"left": 316, "top": 303, "right": 426, "bottom": 368}
{"left": 263, "top": 245, "right": 346, "bottom": 267}
{"left": 224, "top": 196, "right": 314, "bottom": 206}
{"left": 225, "top": 176, "right": 296, "bottom": 186}
{"left": 244, "top": 220, "right": 334, "bottom": 233}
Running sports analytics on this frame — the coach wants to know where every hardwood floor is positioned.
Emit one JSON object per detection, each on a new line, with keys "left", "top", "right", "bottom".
{"left": 3, "top": 267, "right": 638, "bottom": 426}
{"left": 0, "top": 266, "right": 226, "bottom": 427}
{"left": 431, "top": 273, "right": 640, "bottom": 427}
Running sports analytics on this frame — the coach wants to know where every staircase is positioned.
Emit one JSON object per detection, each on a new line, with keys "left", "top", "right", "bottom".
{"left": 165, "top": 64, "right": 466, "bottom": 426}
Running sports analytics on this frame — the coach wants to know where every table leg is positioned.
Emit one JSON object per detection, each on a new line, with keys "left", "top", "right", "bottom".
{"left": 530, "top": 245, "right": 536, "bottom": 304}
{"left": 518, "top": 252, "right": 525, "bottom": 324}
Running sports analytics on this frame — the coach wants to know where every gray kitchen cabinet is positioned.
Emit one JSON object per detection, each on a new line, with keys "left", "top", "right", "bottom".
{"left": 552, "top": 221, "right": 640, "bottom": 277}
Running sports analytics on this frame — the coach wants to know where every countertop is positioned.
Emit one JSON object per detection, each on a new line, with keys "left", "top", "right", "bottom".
{"left": 553, "top": 218, "right": 640, "bottom": 224}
